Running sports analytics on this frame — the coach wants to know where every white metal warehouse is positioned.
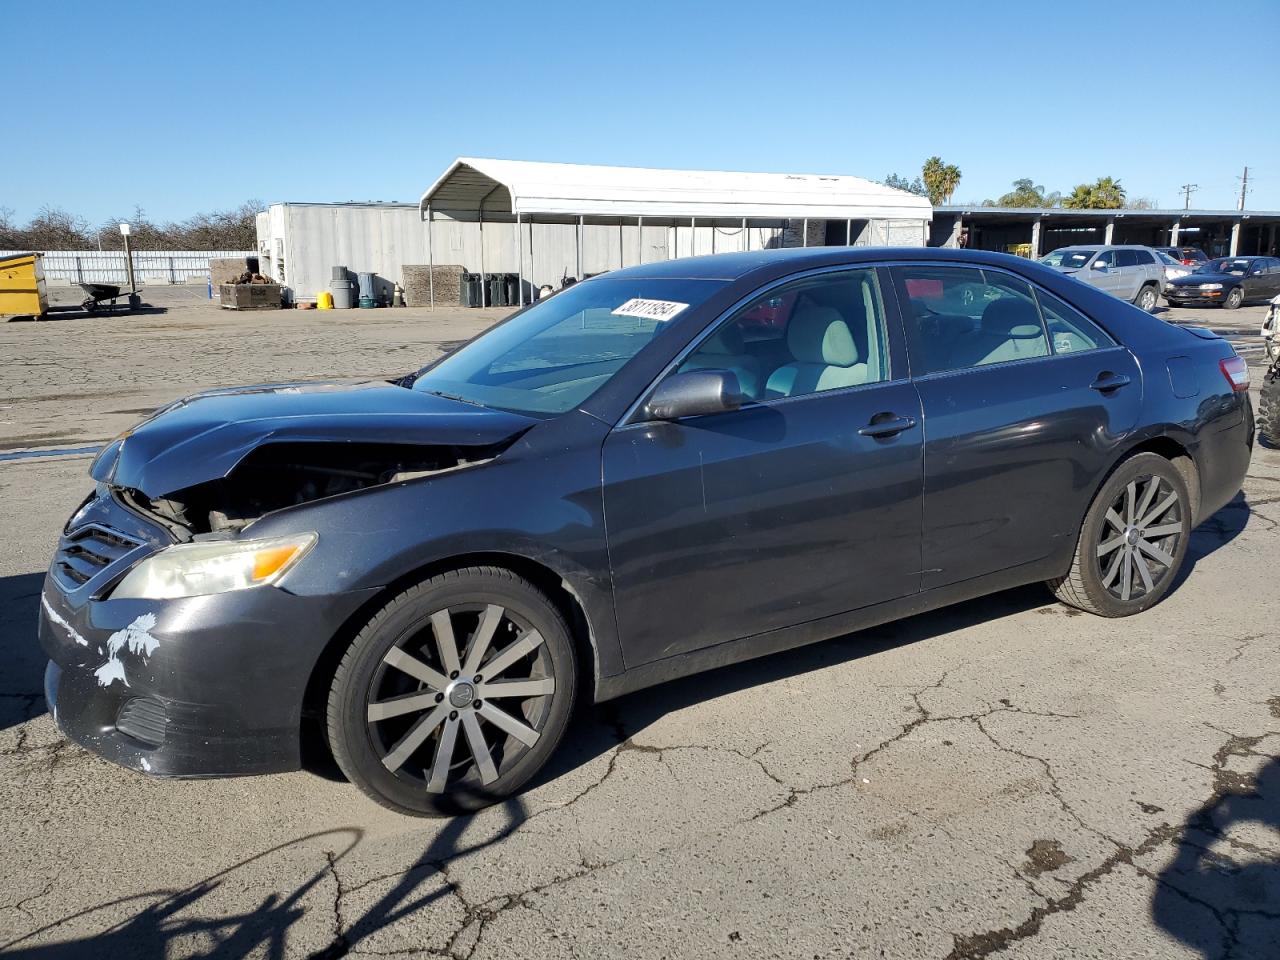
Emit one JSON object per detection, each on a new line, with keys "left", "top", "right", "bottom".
{"left": 257, "top": 158, "right": 932, "bottom": 305}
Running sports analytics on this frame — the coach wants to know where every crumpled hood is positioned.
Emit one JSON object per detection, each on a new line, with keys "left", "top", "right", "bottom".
{"left": 91, "top": 381, "right": 537, "bottom": 498}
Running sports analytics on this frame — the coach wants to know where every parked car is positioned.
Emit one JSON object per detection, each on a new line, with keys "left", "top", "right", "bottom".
{"left": 39, "top": 248, "right": 1253, "bottom": 816}
{"left": 1156, "top": 246, "right": 1210, "bottom": 268}
{"left": 1156, "top": 250, "right": 1193, "bottom": 283}
{"left": 1164, "top": 255, "right": 1280, "bottom": 309}
{"left": 1038, "top": 245, "right": 1164, "bottom": 312}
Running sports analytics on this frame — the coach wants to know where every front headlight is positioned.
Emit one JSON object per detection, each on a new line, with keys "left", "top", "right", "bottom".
{"left": 112, "top": 533, "right": 317, "bottom": 600}
{"left": 1199, "top": 283, "right": 1223, "bottom": 291}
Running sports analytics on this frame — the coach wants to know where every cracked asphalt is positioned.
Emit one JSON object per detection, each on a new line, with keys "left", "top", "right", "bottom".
{"left": 1, "top": 294, "right": 1277, "bottom": 959}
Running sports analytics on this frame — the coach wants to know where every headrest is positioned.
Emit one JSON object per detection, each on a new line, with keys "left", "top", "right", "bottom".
{"left": 982, "top": 298, "right": 1043, "bottom": 338}
{"left": 700, "top": 324, "right": 746, "bottom": 355}
{"left": 787, "top": 301, "right": 859, "bottom": 367}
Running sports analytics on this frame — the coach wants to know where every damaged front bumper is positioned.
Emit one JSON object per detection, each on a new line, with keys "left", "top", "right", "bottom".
{"left": 39, "top": 492, "right": 378, "bottom": 779}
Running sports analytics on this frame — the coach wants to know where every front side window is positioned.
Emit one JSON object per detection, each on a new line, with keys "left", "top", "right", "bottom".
{"left": 1040, "top": 249, "right": 1095, "bottom": 269}
{"left": 675, "top": 269, "right": 889, "bottom": 402}
{"left": 413, "top": 277, "right": 727, "bottom": 416}
{"left": 897, "top": 266, "right": 1049, "bottom": 375}
{"left": 1095, "top": 250, "right": 1119, "bottom": 268}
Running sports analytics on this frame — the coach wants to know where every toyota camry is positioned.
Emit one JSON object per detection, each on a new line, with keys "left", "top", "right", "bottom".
{"left": 39, "top": 247, "right": 1253, "bottom": 816}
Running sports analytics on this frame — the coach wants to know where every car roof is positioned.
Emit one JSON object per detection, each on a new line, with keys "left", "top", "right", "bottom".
{"left": 1048, "top": 244, "right": 1149, "bottom": 252}
{"left": 596, "top": 246, "right": 1068, "bottom": 283}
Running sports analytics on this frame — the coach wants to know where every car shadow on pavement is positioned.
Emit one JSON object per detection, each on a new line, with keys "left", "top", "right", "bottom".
{"left": 0, "top": 802, "right": 536, "bottom": 959}
{"left": 537, "top": 492, "right": 1261, "bottom": 791}
{"left": 0, "top": 573, "right": 47, "bottom": 734}
{"left": 1171, "top": 491, "right": 1255, "bottom": 594}
{"left": 1152, "top": 755, "right": 1280, "bottom": 957}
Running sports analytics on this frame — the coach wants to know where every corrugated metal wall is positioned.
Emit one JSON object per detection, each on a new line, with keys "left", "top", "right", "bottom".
{"left": 257, "top": 204, "right": 926, "bottom": 303}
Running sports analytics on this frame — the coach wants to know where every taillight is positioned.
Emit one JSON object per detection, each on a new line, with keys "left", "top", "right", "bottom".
{"left": 1219, "top": 355, "right": 1250, "bottom": 392}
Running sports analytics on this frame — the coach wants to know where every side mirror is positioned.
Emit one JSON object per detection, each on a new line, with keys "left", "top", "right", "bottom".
{"left": 644, "top": 369, "right": 743, "bottom": 421}
{"left": 1091, "top": 260, "right": 1107, "bottom": 271}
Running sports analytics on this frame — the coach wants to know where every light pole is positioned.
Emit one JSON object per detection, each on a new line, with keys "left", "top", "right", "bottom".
{"left": 119, "top": 222, "right": 137, "bottom": 294}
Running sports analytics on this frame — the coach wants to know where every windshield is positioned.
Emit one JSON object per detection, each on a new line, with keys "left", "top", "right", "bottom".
{"left": 1040, "top": 249, "right": 1096, "bottom": 269}
{"left": 411, "top": 277, "right": 727, "bottom": 416}
{"left": 1156, "top": 252, "right": 1180, "bottom": 265}
{"left": 1199, "top": 258, "right": 1251, "bottom": 276}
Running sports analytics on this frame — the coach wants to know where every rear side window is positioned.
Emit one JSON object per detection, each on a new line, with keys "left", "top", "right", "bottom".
{"left": 1133, "top": 250, "right": 1155, "bottom": 265}
{"left": 896, "top": 266, "right": 1049, "bottom": 375}
{"left": 1116, "top": 250, "right": 1139, "bottom": 267}
{"left": 1034, "top": 290, "right": 1114, "bottom": 355}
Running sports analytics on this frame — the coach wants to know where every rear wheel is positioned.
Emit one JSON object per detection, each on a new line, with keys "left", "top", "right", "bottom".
{"left": 1048, "top": 453, "right": 1190, "bottom": 617}
{"left": 1135, "top": 284, "right": 1158, "bottom": 312}
{"left": 327, "top": 567, "right": 577, "bottom": 816}
{"left": 1259, "top": 371, "right": 1280, "bottom": 448}
{"left": 1223, "top": 287, "right": 1244, "bottom": 310}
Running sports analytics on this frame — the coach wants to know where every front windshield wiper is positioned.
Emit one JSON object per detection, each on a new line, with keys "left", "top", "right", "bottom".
{"left": 421, "top": 388, "right": 487, "bottom": 408}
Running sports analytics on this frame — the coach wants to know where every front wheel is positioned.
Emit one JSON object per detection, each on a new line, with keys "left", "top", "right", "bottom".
{"left": 327, "top": 567, "right": 577, "bottom": 816}
{"left": 1048, "top": 453, "right": 1191, "bottom": 617}
{"left": 1135, "top": 285, "right": 1158, "bottom": 312}
{"left": 1223, "top": 287, "right": 1244, "bottom": 310}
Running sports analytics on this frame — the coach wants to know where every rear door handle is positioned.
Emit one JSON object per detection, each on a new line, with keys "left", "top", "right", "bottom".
{"left": 1090, "top": 373, "right": 1131, "bottom": 392}
{"left": 858, "top": 415, "right": 917, "bottom": 438}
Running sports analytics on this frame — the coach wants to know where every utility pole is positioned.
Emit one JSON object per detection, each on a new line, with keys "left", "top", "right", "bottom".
{"left": 1238, "top": 166, "right": 1249, "bottom": 211}
{"left": 1180, "top": 183, "right": 1198, "bottom": 210}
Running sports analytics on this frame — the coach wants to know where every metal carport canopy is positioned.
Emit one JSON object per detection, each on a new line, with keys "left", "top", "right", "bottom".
{"left": 419, "top": 157, "right": 934, "bottom": 221}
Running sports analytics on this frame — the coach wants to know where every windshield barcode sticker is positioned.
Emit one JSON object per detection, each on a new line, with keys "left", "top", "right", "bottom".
{"left": 611, "top": 298, "right": 690, "bottom": 321}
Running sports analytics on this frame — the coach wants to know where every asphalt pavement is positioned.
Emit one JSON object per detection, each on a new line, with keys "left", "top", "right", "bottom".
{"left": 1, "top": 296, "right": 1276, "bottom": 959}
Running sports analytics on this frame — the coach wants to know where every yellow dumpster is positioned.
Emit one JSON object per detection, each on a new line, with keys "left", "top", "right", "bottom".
{"left": 0, "top": 253, "right": 49, "bottom": 318}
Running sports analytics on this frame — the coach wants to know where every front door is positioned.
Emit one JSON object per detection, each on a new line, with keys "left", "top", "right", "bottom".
{"left": 1089, "top": 249, "right": 1121, "bottom": 296}
{"left": 602, "top": 267, "right": 925, "bottom": 667}
{"left": 892, "top": 265, "right": 1141, "bottom": 589}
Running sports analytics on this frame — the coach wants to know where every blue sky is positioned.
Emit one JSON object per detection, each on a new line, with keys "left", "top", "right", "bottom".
{"left": 6, "top": 0, "right": 1279, "bottom": 225}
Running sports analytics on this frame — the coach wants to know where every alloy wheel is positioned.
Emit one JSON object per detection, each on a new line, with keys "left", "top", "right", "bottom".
{"left": 365, "top": 603, "right": 556, "bottom": 793}
{"left": 1137, "top": 287, "right": 1157, "bottom": 311}
{"left": 1095, "top": 475, "right": 1184, "bottom": 602}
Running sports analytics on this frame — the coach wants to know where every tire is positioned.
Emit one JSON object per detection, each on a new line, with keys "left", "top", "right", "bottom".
{"left": 1223, "top": 287, "right": 1243, "bottom": 310}
{"left": 327, "top": 566, "right": 577, "bottom": 816}
{"left": 1135, "top": 285, "right": 1159, "bottom": 313}
{"left": 1260, "top": 372, "right": 1280, "bottom": 449}
{"left": 1163, "top": 300, "right": 1180, "bottom": 309}
{"left": 1047, "top": 453, "right": 1191, "bottom": 617}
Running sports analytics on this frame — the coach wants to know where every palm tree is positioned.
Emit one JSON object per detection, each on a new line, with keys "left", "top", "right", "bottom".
{"left": 922, "top": 157, "right": 961, "bottom": 206}
{"left": 1062, "top": 176, "right": 1126, "bottom": 210}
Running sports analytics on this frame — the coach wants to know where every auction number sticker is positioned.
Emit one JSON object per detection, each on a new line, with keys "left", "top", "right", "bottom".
{"left": 611, "top": 298, "right": 690, "bottom": 321}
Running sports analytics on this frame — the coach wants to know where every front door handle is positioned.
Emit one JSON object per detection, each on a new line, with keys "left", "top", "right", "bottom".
{"left": 858, "top": 415, "right": 917, "bottom": 438}
{"left": 1090, "top": 373, "right": 1131, "bottom": 392}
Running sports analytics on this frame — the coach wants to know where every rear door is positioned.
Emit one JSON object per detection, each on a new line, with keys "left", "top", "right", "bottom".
{"left": 602, "top": 266, "right": 925, "bottom": 666}
{"left": 892, "top": 264, "right": 1141, "bottom": 589}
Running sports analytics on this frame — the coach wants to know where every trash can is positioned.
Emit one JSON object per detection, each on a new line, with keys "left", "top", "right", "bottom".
{"left": 357, "top": 271, "right": 376, "bottom": 309}
{"left": 330, "top": 266, "right": 355, "bottom": 309}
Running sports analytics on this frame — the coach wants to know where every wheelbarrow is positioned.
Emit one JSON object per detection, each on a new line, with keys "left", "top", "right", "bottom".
{"left": 79, "top": 282, "right": 142, "bottom": 314}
